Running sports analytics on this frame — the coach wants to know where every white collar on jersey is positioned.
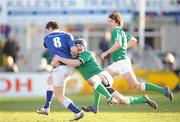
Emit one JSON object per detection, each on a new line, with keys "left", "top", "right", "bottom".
{"left": 50, "top": 29, "right": 64, "bottom": 34}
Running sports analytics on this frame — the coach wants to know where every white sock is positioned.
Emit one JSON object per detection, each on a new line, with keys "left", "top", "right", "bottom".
{"left": 47, "top": 85, "right": 53, "bottom": 91}
{"left": 125, "top": 97, "right": 130, "bottom": 105}
{"left": 140, "top": 82, "right": 146, "bottom": 91}
{"left": 93, "top": 81, "right": 100, "bottom": 89}
{"left": 63, "top": 98, "right": 73, "bottom": 108}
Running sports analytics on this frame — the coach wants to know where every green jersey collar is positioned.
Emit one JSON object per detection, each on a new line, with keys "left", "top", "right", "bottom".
{"left": 112, "top": 26, "right": 121, "bottom": 32}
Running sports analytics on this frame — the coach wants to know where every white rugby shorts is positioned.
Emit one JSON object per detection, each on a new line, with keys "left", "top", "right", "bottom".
{"left": 107, "top": 57, "right": 132, "bottom": 75}
{"left": 51, "top": 65, "right": 74, "bottom": 86}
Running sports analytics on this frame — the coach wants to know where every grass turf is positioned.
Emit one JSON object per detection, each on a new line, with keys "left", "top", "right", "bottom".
{"left": 0, "top": 93, "right": 180, "bottom": 122}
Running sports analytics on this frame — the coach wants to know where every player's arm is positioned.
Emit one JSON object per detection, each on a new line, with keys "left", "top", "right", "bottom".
{"left": 66, "top": 33, "right": 79, "bottom": 56}
{"left": 52, "top": 55, "right": 82, "bottom": 67}
{"left": 127, "top": 37, "right": 137, "bottom": 48}
{"left": 43, "top": 42, "right": 47, "bottom": 48}
{"left": 105, "top": 40, "right": 120, "bottom": 54}
{"left": 101, "top": 30, "right": 122, "bottom": 60}
{"left": 101, "top": 40, "right": 120, "bottom": 60}
{"left": 126, "top": 32, "right": 137, "bottom": 48}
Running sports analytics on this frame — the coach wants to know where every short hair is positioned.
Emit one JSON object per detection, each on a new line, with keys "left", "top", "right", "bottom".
{"left": 45, "top": 21, "right": 60, "bottom": 30}
{"left": 108, "top": 11, "right": 123, "bottom": 27}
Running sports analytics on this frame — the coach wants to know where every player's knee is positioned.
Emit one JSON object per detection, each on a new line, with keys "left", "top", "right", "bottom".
{"left": 99, "top": 71, "right": 113, "bottom": 87}
{"left": 88, "top": 80, "right": 95, "bottom": 86}
{"left": 56, "top": 94, "right": 66, "bottom": 103}
{"left": 47, "top": 75, "right": 53, "bottom": 85}
{"left": 134, "top": 83, "right": 145, "bottom": 91}
{"left": 118, "top": 96, "right": 129, "bottom": 105}
{"left": 129, "top": 83, "right": 141, "bottom": 91}
{"left": 124, "top": 98, "right": 130, "bottom": 105}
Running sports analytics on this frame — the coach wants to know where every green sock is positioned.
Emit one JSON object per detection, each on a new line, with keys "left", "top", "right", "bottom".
{"left": 127, "top": 96, "right": 147, "bottom": 104}
{"left": 145, "top": 82, "right": 164, "bottom": 93}
{"left": 92, "top": 90, "right": 101, "bottom": 108}
{"left": 95, "top": 83, "right": 112, "bottom": 100}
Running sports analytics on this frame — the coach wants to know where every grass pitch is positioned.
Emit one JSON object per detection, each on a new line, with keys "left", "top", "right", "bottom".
{"left": 0, "top": 93, "right": 180, "bottom": 122}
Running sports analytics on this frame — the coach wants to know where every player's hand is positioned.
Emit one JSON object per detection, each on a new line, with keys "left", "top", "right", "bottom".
{"left": 52, "top": 55, "right": 61, "bottom": 68}
{"left": 51, "top": 61, "right": 60, "bottom": 68}
{"left": 101, "top": 52, "right": 109, "bottom": 60}
{"left": 53, "top": 55, "right": 61, "bottom": 62}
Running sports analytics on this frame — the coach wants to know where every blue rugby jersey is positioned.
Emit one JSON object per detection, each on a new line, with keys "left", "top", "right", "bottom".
{"left": 44, "top": 30, "right": 75, "bottom": 59}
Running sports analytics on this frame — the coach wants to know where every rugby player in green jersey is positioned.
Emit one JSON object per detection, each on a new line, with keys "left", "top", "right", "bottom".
{"left": 52, "top": 38, "right": 158, "bottom": 113}
{"left": 99, "top": 11, "right": 173, "bottom": 103}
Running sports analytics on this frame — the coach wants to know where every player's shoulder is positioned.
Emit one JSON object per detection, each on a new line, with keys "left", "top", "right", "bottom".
{"left": 84, "top": 50, "right": 91, "bottom": 54}
{"left": 65, "top": 32, "right": 74, "bottom": 40}
{"left": 58, "top": 31, "right": 74, "bottom": 40}
{"left": 83, "top": 50, "right": 94, "bottom": 56}
{"left": 113, "top": 26, "right": 123, "bottom": 33}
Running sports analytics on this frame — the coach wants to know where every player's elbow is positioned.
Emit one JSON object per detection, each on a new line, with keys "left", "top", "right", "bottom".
{"left": 72, "top": 61, "right": 82, "bottom": 67}
{"left": 132, "top": 37, "right": 137, "bottom": 45}
{"left": 76, "top": 61, "right": 82, "bottom": 66}
{"left": 115, "top": 41, "right": 121, "bottom": 49}
{"left": 133, "top": 38, "right": 137, "bottom": 44}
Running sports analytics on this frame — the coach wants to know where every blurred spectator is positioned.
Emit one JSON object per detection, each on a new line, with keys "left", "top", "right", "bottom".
{"left": 0, "top": 41, "right": 4, "bottom": 66}
{"left": 37, "top": 49, "right": 52, "bottom": 72}
{"left": 162, "top": 52, "right": 176, "bottom": 71}
{"left": 3, "top": 31, "right": 20, "bottom": 63}
{"left": 4, "top": 56, "right": 19, "bottom": 73}
{"left": 42, "top": 49, "right": 52, "bottom": 65}
{"left": 99, "top": 31, "right": 111, "bottom": 68}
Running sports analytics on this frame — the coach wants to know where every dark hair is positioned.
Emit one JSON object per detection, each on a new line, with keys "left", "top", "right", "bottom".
{"left": 45, "top": 21, "right": 60, "bottom": 30}
{"left": 109, "top": 11, "right": 123, "bottom": 27}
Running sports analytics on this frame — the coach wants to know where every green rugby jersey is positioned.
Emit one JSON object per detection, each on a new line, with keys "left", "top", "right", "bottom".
{"left": 75, "top": 50, "right": 103, "bottom": 80}
{"left": 111, "top": 26, "right": 133, "bottom": 62}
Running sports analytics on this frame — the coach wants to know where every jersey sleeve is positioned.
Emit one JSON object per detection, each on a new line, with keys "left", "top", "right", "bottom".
{"left": 125, "top": 32, "right": 133, "bottom": 42}
{"left": 43, "top": 36, "right": 47, "bottom": 48}
{"left": 43, "top": 42, "right": 47, "bottom": 48}
{"left": 66, "top": 33, "right": 75, "bottom": 48}
{"left": 78, "top": 51, "right": 91, "bottom": 64}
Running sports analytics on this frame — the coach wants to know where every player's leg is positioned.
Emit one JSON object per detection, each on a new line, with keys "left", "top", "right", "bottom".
{"left": 106, "top": 58, "right": 173, "bottom": 101}
{"left": 44, "top": 75, "right": 54, "bottom": 109}
{"left": 88, "top": 75, "right": 118, "bottom": 105}
{"left": 109, "top": 89, "right": 158, "bottom": 109}
{"left": 122, "top": 70, "right": 173, "bottom": 101}
{"left": 53, "top": 85, "right": 83, "bottom": 113}
{"left": 37, "top": 75, "right": 53, "bottom": 115}
{"left": 82, "top": 90, "right": 100, "bottom": 114}
{"left": 53, "top": 85, "right": 84, "bottom": 121}
{"left": 82, "top": 88, "right": 157, "bottom": 114}
{"left": 82, "top": 71, "right": 122, "bottom": 113}
{"left": 103, "top": 65, "right": 158, "bottom": 109}
{"left": 53, "top": 66, "right": 84, "bottom": 120}
{"left": 98, "top": 70, "right": 157, "bottom": 109}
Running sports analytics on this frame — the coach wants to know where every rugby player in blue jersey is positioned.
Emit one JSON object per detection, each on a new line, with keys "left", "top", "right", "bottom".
{"left": 36, "top": 21, "right": 84, "bottom": 121}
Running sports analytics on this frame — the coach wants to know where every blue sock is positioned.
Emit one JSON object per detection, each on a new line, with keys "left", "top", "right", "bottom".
{"left": 63, "top": 98, "right": 81, "bottom": 114}
{"left": 68, "top": 103, "right": 81, "bottom": 114}
{"left": 44, "top": 90, "right": 53, "bottom": 109}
